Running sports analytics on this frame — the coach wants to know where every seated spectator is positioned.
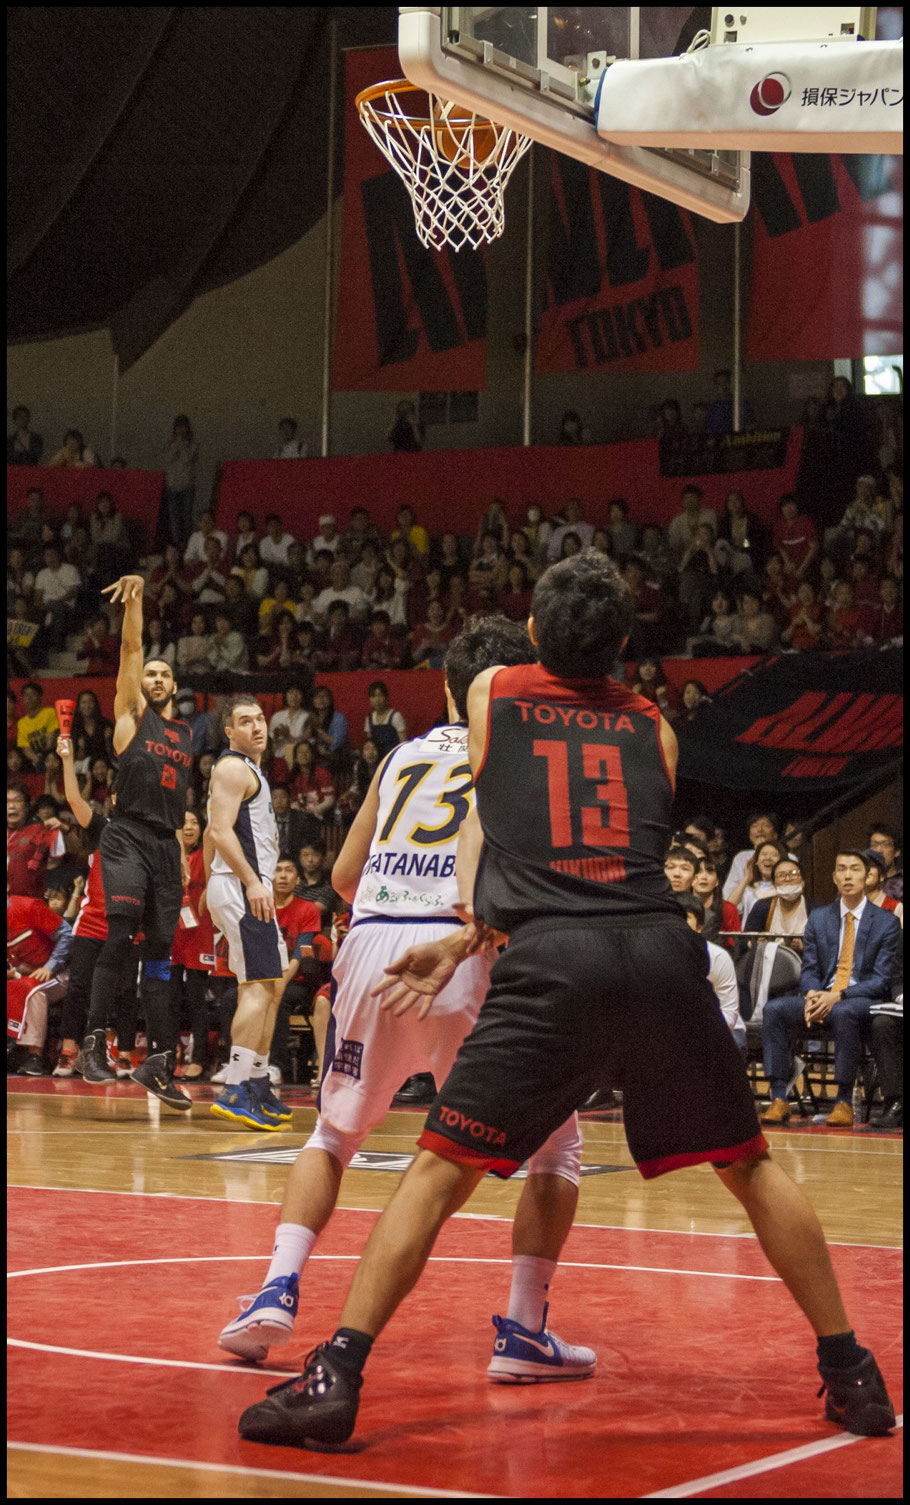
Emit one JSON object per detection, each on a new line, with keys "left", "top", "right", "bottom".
{"left": 691, "top": 855, "right": 741, "bottom": 946}
{"left": 231, "top": 544, "right": 269, "bottom": 599}
{"left": 258, "top": 512, "right": 297, "bottom": 569}
{"left": 291, "top": 621, "right": 319, "bottom": 671}
{"left": 589, "top": 527, "right": 612, "bottom": 560}
{"left": 58, "top": 502, "right": 81, "bottom": 547}
{"left": 547, "top": 499, "right": 595, "bottom": 562}
{"left": 475, "top": 500, "right": 511, "bottom": 555}
{"left": 729, "top": 588, "right": 778, "bottom": 655}
{"left": 763, "top": 553, "right": 797, "bottom": 626}
{"left": 835, "top": 474, "right": 887, "bottom": 543}
{"left": 7, "top": 405, "right": 43, "bottom": 465}
{"left": 688, "top": 586, "right": 741, "bottom": 654}
{"left": 556, "top": 531, "right": 585, "bottom": 563}
{"left": 363, "top": 609, "right": 405, "bottom": 671}
{"left": 10, "top": 487, "right": 50, "bottom": 566}
{"left": 289, "top": 742, "right": 335, "bottom": 819}
{"left": 345, "top": 505, "right": 382, "bottom": 554}
{"left": 314, "top": 559, "right": 371, "bottom": 625}
{"left": 408, "top": 602, "right": 453, "bottom": 671}
{"left": 722, "top": 812, "right": 785, "bottom": 901}
{"left": 622, "top": 558, "right": 668, "bottom": 657}
{"left": 70, "top": 690, "right": 113, "bottom": 767}
{"left": 667, "top": 485, "right": 718, "bottom": 567}
{"left": 849, "top": 555, "right": 881, "bottom": 621}
{"left": 369, "top": 563, "right": 410, "bottom": 630}
{"left": 605, "top": 498, "right": 636, "bottom": 556}
{"left": 273, "top": 416, "right": 307, "bottom": 459}
{"left": 677, "top": 520, "right": 724, "bottom": 629}
{"left": 222, "top": 574, "right": 259, "bottom": 638}
{"left": 818, "top": 552, "right": 839, "bottom": 609}
{"left": 364, "top": 681, "right": 407, "bottom": 757}
{"left": 518, "top": 503, "right": 553, "bottom": 566}
{"left": 190, "top": 535, "right": 230, "bottom": 606}
{"left": 148, "top": 543, "right": 195, "bottom": 607}
{"left": 255, "top": 608, "right": 298, "bottom": 672}
{"left": 306, "top": 685, "right": 350, "bottom": 769}
{"left": 703, "top": 368, "right": 754, "bottom": 436}
{"left": 746, "top": 856, "right": 815, "bottom": 943}
{"left": 192, "top": 751, "right": 215, "bottom": 810}
{"left": 350, "top": 540, "right": 381, "bottom": 596}
{"left": 154, "top": 580, "right": 188, "bottom": 641}
{"left": 864, "top": 848, "right": 903, "bottom": 926}
{"left": 295, "top": 579, "right": 318, "bottom": 627}
{"left": 637, "top": 523, "right": 674, "bottom": 580}
{"left": 392, "top": 504, "right": 430, "bottom": 558}
{"left": 184, "top": 510, "right": 228, "bottom": 567}
{"left": 557, "top": 409, "right": 591, "bottom": 444}
{"left": 281, "top": 540, "right": 308, "bottom": 591}
{"left": 717, "top": 489, "right": 767, "bottom": 576}
{"left": 631, "top": 657, "right": 677, "bottom": 722}
{"left": 308, "top": 513, "right": 340, "bottom": 564}
{"left": 294, "top": 841, "right": 344, "bottom": 925}
{"left": 80, "top": 614, "right": 119, "bottom": 675}
{"left": 315, "top": 601, "right": 363, "bottom": 672}
{"left": 867, "top": 823, "right": 902, "bottom": 903}
{"left": 678, "top": 893, "right": 746, "bottom": 1055}
{"left": 679, "top": 679, "right": 711, "bottom": 723}
{"left": 506, "top": 529, "right": 540, "bottom": 584}
{"left": 89, "top": 492, "right": 129, "bottom": 579}
{"left": 825, "top": 580, "right": 865, "bottom": 649}
{"left": 258, "top": 579, "right": 295, "bottom": 635}
{"left": 81, "top": 756, "right": 115, "bottom": 807}
{"left": 7, "top": 546, "right": 35, "bottom": 608}
{"left": 48, "top": 428, "right": 99, "bottom": 468}
{"left": 387, "top": 399, "right": 424, "bottom": 453}
{"left": 340, "top": 737, "right": 381, "bottom": 816}
{"left": 34, "top": 542, "right": 81, "bottom": 657}
{"left": 174, "top": 690, "right": 212, "bottom": 755}
{"left": 781, "top": 579, "right": 824, "bottom": 651}
{"left": 760, "top": 849, "right": 901, "bottom": 1126}
{"left": 469, "top": 530, "right": 508, "bottom": 593}
{"left": 7, "top": 784, "right": 65, "bottom": 896}
{"left": 728, "top": 839, "right": 788, "bottom": 925}
{"left": 208, "top": 609, "right": 249, "bottom": 672}
{"left": 7, "top": 884, "right": 73, "bottom": 1074}
{"left": 664, "top": 846, "right": 696, "bottom": 894}
{"left": 41, "top": 750, "right": 66, "bottom": 806}
{"left": 16, "top": 682, "right": 59, "bottom": 770}
{"left": 271, "top": 784, "right": 323, "bottom": 856}
{"left": 498, "top": 562, "right": 533, "bottom": 623}
{"left": 232, "top": 510, "right": 258, "bottom": 561}
{"left": 269, "top": 686, "right": 310, "bottom": 753}
{"left": 177, "top": 612, "right": 214, "bottom": 676}
{"left": 7, "top": 748, "right": 42, "bottom": 801}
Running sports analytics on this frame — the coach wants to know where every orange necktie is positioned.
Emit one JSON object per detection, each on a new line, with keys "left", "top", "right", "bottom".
{"left": 833, "top": 912, "right": 856, "bottom": 993}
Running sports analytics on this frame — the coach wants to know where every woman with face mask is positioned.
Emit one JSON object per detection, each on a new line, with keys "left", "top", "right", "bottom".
{"left": 745, "top": 856, "right": 813, "bottom": 946}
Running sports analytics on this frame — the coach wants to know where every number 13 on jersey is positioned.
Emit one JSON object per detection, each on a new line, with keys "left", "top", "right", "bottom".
{"left": 533, "top": 740, "right": 629, "bottom": 848}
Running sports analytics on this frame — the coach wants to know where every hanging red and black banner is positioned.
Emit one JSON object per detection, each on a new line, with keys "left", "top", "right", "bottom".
{"left": 747, "top": 153, "right": 903, "bottom": 360}
{"left": 536, "top": 153, "right": 701, "bottom": 374}
{"left": 677, "top": 647, "right": 902, "bottom": 793}
{"left": 333, "top": 46, "right": 488, "bottom": 392}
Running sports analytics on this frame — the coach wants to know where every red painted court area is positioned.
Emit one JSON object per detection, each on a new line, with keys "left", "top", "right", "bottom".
{"left": 7, "top": 1188, "right": 902, "bottom": 1498}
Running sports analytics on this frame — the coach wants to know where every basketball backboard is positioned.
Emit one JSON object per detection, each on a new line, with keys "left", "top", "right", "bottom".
{"left": 398, "top": 7, "right": 752, "bottom": 222}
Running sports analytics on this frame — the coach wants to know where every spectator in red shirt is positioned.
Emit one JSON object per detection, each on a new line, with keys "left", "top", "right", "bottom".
{"left": 825, "top": 580, "right": 865, "bottom": 648}
{"left": 290, "top": 743, "right": 335, "bottom": 819}
{"left": 271, "top": 854, "right": 332, "bottom": 1084}
{"left": 499, "top": 560, "right": 534, "bottom": 622}
{"left": 781, "top": 579, "right": 824, "bottom": 651}
{"left": 7, "top": 889, "right": 73, "bottom": 1073}
{"left": 361, "top": 609, "right": 404, "bottom": 671}
{"left": 7, "top": 786, "right": 65, "bottom": 897}
{"left": 410, "top": 600, "right": 455, "bottom": 670}
{"left": 80, "top": 613, "right": 120, "bottom": 675}
{"left": 315, "top": 601, "right": 362, "bottom": 672}
{"left": 773, "top": 493, "right": 818, "bottom": 581}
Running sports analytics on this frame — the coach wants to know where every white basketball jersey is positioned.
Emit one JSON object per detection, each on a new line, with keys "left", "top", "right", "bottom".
{"left": 208, "top": 751, "right": 279, "bottom": 885}
{"left": 352, "top": 723, "right": 475, "bottom": 923}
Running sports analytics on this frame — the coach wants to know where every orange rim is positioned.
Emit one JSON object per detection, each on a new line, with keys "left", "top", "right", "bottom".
{"left": 355, "top": 77, "right": 497, "bottom": 131}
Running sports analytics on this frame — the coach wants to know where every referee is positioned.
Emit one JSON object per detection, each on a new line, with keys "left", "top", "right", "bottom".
{"left": 78, "top": 573, "right": 194, "bottom": 1109}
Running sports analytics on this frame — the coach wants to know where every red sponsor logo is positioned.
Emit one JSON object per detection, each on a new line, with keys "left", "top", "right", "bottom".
{"left": 111, "top": 894, "right": 142, "bottom": 906}
{"left": 515, "top": 702, "right": 636, "bottom": 734}
{"left": 437, "top": 1105, "right": 507, "bottom": 1148}
{"left": 163, "top": 727, "right": 181, "bottom": 744}
{"left": 145, "top": 738, "right": 193, "bottom": 766}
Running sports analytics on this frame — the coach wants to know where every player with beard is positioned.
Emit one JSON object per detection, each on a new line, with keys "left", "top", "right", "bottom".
{"left": 78, "top": 575, "right": 194, "bottom": 1109}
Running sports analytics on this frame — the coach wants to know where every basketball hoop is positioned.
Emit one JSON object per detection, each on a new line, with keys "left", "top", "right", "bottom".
{"left": 356, "top": 79, "right": 532, "bottom": 252}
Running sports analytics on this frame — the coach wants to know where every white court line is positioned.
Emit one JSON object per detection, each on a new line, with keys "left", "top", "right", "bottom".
{"left": 642, "top": 1414, "right": 903, "bottom": 1497}
{"left": 7, "top": 1337, "right": 293, "bottom": 1378}
{"left": 7, "top": 1185, "right": 903, "bottom": 1252}
{"left": 6, "top": 1440, "right": 497, "bottom": 1499}
{"left": 6, "top": 1252, "right": 781, "bottom": 1283}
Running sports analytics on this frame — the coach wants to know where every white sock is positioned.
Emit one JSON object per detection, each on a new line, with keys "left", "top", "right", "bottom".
{"left": 226, "top": 1045, "right": 256, "bottom": 1086}
{"left": 507, "top": 1255, "right": 557, "bottom": 1332}
{"left": 252, "top": 1052, "right": 269, "bottom": 1079}
{"left": 265, "top": 1222, "right": 318, "bottom": 1284}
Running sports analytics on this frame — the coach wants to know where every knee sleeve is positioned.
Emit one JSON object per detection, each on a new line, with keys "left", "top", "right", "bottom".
{"left": 98, "top": 916, "right": 139, "bottom": 971}
{"left": 143, "top": 958, "right": 171, "bottom": 982}
{"left": 304, "top": 1117, "right": 365, "bottom": 1169}
{"left": 526, "top": 1112, "right": 584, "bottom": 1188}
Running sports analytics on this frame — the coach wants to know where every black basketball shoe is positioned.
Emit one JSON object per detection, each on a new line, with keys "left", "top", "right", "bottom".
{"left": 79, "top": 1028, "right": 115, "bottom": 1083}
{"left": 817, "top": 1351, "right": 896, "bottom": 1436}
{"left": 131, "top": 1050, "right": 192, "bottom": 1111}
{"left": 238, "top": 1343, "right": 361, "bottom": 1448}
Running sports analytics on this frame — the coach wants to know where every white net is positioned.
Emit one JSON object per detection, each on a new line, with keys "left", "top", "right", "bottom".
{"left": 357, "top": 81, "right": 532, "bottom": 253}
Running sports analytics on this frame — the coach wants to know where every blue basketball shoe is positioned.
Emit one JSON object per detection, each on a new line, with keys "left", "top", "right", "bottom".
{"left": 487, "top": 1303, "right": 596, "bottom": 1383}
{"left": 210, "top": 1081, "right": 282, "bottom": 1131}
{"left": 219, "top": 1273, "right": 299, "bottom": 1362}
{"left": 251, "top": 1073, "right": 293, "bottom": 1124}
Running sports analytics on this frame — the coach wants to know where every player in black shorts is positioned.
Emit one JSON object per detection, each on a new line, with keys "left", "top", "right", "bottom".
{"left": 239, "top": 550, "right": 895, "bottom": 1448}
{"left": 77, "top": 573, "right": 194, "bottom": 1110}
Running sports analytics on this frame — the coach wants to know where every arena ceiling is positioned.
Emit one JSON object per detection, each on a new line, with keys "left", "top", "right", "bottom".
{"left": 7, "top": 6, "right": 397, "bottom": 370}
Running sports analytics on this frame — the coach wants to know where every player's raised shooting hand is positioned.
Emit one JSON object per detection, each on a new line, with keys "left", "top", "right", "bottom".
{"left": 373, "top": 936, "right": 462, "bottom": 1019}
{"left": 245, "top": 876, "right": 275, "bottom": 923}
{"left": 101, "top": 574, "right": 145, "bottom": 604}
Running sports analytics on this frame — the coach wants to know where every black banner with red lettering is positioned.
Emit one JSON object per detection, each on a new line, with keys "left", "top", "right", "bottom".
{"left": 536, "top": 153, "right": 700, "bottom": 374}
{"left": 676, "top": 648, "right": 902, "bottom": 792}
{"left": 747, "top": 154, "right": 903, "bottom": 360}
{"left": 333, "top": 47, "right": 488, "bottom": 392}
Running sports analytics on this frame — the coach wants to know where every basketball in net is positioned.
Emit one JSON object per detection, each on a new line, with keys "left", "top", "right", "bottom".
{"left": 356, "top": 80, "right": 531, "bottom": 253}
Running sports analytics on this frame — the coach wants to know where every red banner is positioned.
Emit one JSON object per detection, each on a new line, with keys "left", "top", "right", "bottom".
{"left": 747, "top": 154, "right": 903, "bottom": 360}
{"left": 332, "top": 47, "right": 488, "bottom": 392}
{"left": 536, "top": 153, "right": 700, "bottom": 374}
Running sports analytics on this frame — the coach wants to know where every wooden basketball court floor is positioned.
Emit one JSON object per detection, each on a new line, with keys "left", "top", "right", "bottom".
{"left": 8, "top": 1079, "right": 902, "bottom": 1499}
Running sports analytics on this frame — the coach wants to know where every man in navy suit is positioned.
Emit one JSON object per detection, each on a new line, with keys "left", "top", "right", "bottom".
{"left": 762, "top": 850, "right": 901, "bottom": 1126}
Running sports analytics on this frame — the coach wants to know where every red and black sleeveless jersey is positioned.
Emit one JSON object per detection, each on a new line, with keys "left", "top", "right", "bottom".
{"left": 473, "top": 664, "right": 677, "bottom": 930}
{"left": 112, "top": 703, "right": 193, "bottom": 833}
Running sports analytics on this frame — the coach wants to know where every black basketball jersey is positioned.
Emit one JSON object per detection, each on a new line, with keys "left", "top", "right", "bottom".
{"left": 473, "top": 663, "right": 677, "bottom": 931}
{"left": 112, "top": 703, "right": 193, "bottom": 833}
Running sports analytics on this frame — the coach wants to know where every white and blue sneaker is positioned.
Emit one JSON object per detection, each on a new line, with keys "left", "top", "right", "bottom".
{"left": 251, "top": 1074, "right": 293, "bottom": 1124}
{"left": 210, "top": 1081, "right": 282, "bottom": 1132}
{"left": 487, "top": 1302, "right": 596, "bottom": 1384}
{"left": 219, "top": 1273, "right": 299, "bottom": 1362}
